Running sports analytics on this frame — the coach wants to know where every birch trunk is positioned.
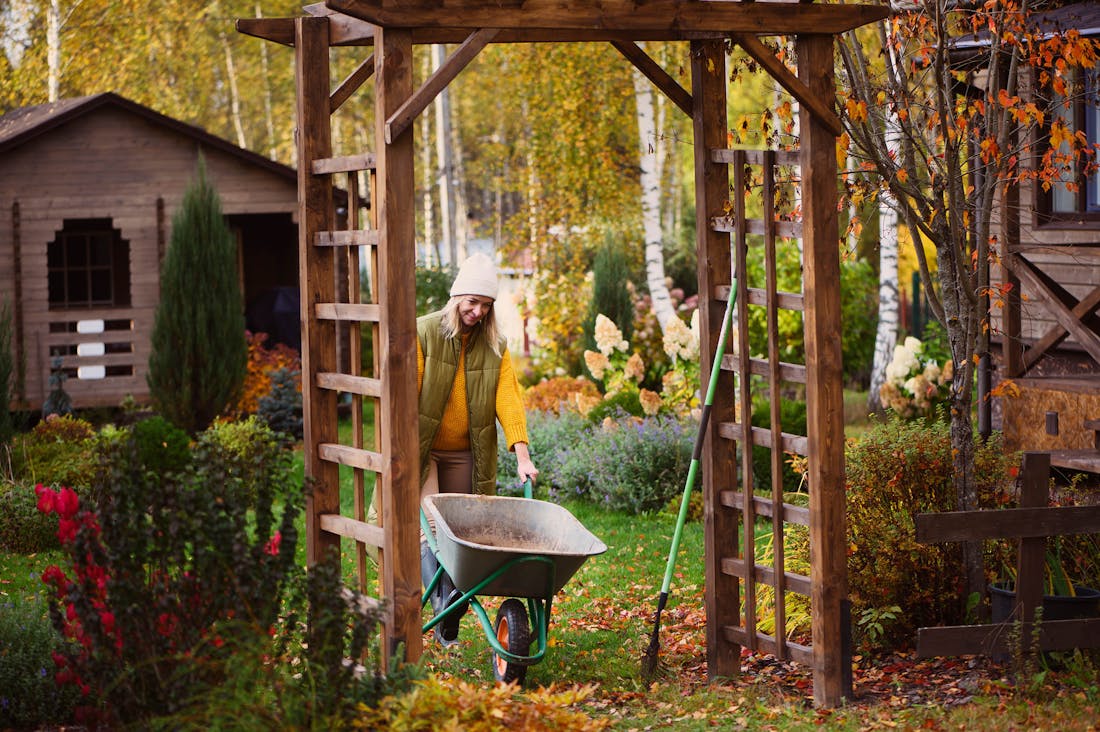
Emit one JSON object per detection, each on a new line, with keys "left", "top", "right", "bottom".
{"left": 433, "top": 44, "right": 458, "bottom": 263}
{"left": 868, "top": 122, "right": 902, "bottom": 412}
{"left": 632, "top": 51, "right": 675, "bottom": 331}
{"left": 47, "top": 0, "right": 60, "bottom": 102}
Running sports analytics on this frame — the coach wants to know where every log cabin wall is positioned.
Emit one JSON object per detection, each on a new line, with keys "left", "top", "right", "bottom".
{"left": 0, "top": 94, "right": 300, "bottom": 411}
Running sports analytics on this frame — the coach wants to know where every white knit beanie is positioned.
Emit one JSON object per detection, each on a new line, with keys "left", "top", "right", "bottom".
{"left": 449, "top": 253, "right": 499, "bottom": 299}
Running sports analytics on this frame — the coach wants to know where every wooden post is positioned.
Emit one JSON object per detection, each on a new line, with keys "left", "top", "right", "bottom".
{"left": 1015, "top": 452, "right": 1049, "bottom": 625}
{"left": 692, "top": 38, "right": 740, "bottom": 681}
{"left": 296, "top": 16, "right": 341, "bottom": 567}
{"left": 374, "top": 25, "right": 423, "bottom": 663}
{"left": 797, "top": 33, "right": 848, "bottom": 707}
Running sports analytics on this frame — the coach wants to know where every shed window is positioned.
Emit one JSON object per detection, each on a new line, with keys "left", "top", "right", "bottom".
{"left": 48, "top": 219, "right": 131, "bottom": 309}
{"left": 1039, "top": 66, "right": 1100, "bottom": 224}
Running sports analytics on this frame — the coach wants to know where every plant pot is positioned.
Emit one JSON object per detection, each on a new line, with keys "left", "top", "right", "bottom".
{"left": 989, "top": 582, "right": 1100, "bottom": 624}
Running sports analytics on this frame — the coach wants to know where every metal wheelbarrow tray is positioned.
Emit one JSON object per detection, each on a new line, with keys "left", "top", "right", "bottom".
{"left": 422, "top": 493, "right": 607, "bottom": 598}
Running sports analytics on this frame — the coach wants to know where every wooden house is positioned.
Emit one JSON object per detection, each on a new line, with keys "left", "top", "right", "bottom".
{"left": 985, "top": 3, "right": 1100, "bottom": 471}
{"left": 0, "top": 92, "right": 301, "bottom": 411}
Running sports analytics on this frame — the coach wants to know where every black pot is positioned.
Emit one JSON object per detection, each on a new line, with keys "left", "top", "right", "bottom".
{"left": 989, "top": 582, "right": 1100, "bottom": 624}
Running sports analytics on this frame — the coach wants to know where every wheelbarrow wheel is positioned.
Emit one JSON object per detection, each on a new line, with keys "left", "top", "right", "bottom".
{"left": 492, "top": 599, "right": 530, "bottom": 684}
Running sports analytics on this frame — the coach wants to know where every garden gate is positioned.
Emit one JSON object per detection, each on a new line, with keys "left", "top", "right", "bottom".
{"left": 238, "top": 0, "right": 886, "bottom": 707}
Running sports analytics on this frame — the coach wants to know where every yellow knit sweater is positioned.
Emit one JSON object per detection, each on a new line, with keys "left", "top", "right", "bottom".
{"left": 417, "top": 335, "right": 529, "bottom": 451}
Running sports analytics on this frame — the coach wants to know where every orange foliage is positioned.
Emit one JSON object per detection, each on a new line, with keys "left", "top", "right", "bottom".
{"left": 231, "top": 331, "right": 301, "bottom": 417}
{"left": 524, "top": 376, "right": 600, "bottom": 415}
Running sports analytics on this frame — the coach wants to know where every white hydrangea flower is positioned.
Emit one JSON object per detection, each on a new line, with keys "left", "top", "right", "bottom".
{"left": 594, "top": 314, "right": 627, "bottom": 356}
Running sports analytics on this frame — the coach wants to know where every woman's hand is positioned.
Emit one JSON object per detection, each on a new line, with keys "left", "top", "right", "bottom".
{"left": 514, "top": 442, "right": 539, "bottom": 484}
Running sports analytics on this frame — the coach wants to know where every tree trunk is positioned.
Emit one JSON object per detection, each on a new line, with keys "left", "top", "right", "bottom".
{"left": 868, "top": 124, "right": 902, "bottom": 413}
{"left": 632, "top": 52, "right": 675, "bottom": 331}
{"left": 47, "top": 0, "right": 60, "bottom": 102}
{"left": 433, "top": 44, "right": 458, "bottom": 264}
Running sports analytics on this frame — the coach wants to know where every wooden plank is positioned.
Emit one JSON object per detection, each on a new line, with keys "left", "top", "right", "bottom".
{"left": 914, "top": 505, "right": 1100, "bottom": 543}
{"left": 385, "top": 28, "right": 500, "bottom": 143}
{"left": 692, "top": 38, "right": 741, "bottom": 682}
{"left": 316, "top": 371, "right": 383, "bottom": 397}
{"left": 717, "top": 421, "right": 809, "bottom": 455}
{"left": 715, "top": 283, "right": 804, "bottom": 311}
{"left": 719, "top": 490, "right": 811, "bottom": 526}
{"left": 326, "top": 0, "right": 890, "bottom": 35}
{"left": 797, "top": 32, "right": 848, "bottom": 708}
{"left": 296, "top": 16, "right": 342, "bottom": 568}
{"left": 711, "top": 148, "right": 800, "bottom": 167}
{"left": 319, "top": 442, "right": 385, "bottom": 472}
{"left": 315, "top": 229, "right": 379, "bottom": 246}
{"left": 723, "top": 626, "right": 815, "bottom": 666}
{"left": 315, "top": 302, "right": 383, "bottom": 322}
{"left": 1015, "top": 452, "right": 1049, "bottom": 627}
{"left": 320, "top": 513, "right": 385, "bottom": 547}
{"left": 312, "top": 153, "right": 377, "bottom": 174}
{"left": 712, "top": 215, "right": 802, "bottom": 239}
{"left": 609, "top": 40, "right": 693, "bottom": 117}
{"left": 917, "top": 619, "right": 1100, "bottom": 658}
{"left": 375, "top": 24, "right": 423, "bottom": 663}
{"left": 721, "top": 353, "right": 807, "bottom": 384}
{"left": 721, "top": 557, "right": 812, "bottom": 597}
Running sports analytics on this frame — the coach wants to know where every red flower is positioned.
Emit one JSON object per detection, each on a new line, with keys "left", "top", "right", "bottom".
{"left": 157, "top": 612, "right": 178, "bottom": 638}
{"left": 57, "top": 518, "right": 79, "bottom": 544}
{"left": 42, "top": 564, "right": 68, "bottom": 587}
{"left": 263, "top": 530, "right": 282, "bottom": 556}
{"left": 36, "top": 484, "right": 56, "bottom": 514}
{"left": 56, "top": 487, "right": 80, "bottom": 519}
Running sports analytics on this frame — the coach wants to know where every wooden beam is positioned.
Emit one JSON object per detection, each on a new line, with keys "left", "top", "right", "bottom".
{"left": 731, "top": 32, "right": 843, "bottom": 137}
{"left": 1004, "top": 253, "right": 1100, "bottom": 365}
{"left": 915, "top": 504, "right": 1100, "bottom": 543}
{"left": 1021, "top": 283, "right": 1100, "bottom": 372}
{"left": 918, "top": 618, "right": 1100, "bottom": 658}
{"left": 693, "top": 38, "right": 740, "bottom": 681}
{"left": 610, "top": 40, "right": 693, "bottom": 117}
{"left": 797, "top": 32, "right": 848, "bottom": 708}
{"left": 236, "top": 16, "right": 296, "bottom": 46}
{"left": 325, "top": 0, "right": 890, "bottom": 36}
{"left": 374, "top": 23, "right": 423, "bottom": 664}
{"left": 385, "top": 28, "right": 499, "bottom": 143}
{"left": 296, "top": 17, "right": 342, "bottom": 568}
{"left": 331, "top": 53, "right": 376, "bottom": 112}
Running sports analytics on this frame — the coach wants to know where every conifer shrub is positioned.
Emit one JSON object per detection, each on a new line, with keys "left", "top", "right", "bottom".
{"left": 845, "top": 415, "right": 1017, "bottom": 651}
{"left": 583, "top": 238, "right": 634, "bottom": 352}
{"left": 257, "top": 367, "right": 303, "bottom": 443}
{"left": 148, "top": 158, "right": 247, "bottom": 434}
{"left": 131, "top": 415, "right": 191, "bottom": 476}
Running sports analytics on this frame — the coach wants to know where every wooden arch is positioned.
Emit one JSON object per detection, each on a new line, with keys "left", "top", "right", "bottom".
{"left": 238, "top": 0, "right": 886, "bottom": 708}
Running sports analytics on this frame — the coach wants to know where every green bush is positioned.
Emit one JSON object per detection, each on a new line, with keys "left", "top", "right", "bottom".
{"left": 131, "top": 415, "right": 191, "bottom": 476}
{"left": 0, "top": 481, "right": 59, "bottom": 553}
{"left": 10, "top": 415, "right": 98, "bottom": 489}
{"left": 585, "top": 389, "right": 644, "bottom": 424}
{"left": 0, "top": 597, "right": 79, "bottom": 729}
{"left": 751, "top": 397, "right": 807, "bottom": 494}
{"left": 845, "top": 416, "right": 1017, "bottom": 652}
{"left": 197, "top": 415, "right": 290, "bottom": 508}
{"left": 38, "top": 426, "right": 303, "bottom": 726}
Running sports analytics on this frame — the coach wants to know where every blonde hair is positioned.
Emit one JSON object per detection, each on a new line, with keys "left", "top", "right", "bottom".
{"left": 440, "top": 296, "right": 502, "bottom": 356}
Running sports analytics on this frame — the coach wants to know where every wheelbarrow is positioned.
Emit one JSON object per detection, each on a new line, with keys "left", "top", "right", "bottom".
{"left": 420, "top": 483, "right": 607, "bottom": 683}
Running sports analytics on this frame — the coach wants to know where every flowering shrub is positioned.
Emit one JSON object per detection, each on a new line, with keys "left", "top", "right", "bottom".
{"left": 878, "top": 335, "right": 953, "bottom": 419}
{"left": 35, "top": 427, "right": 302, "bottom": 726}
{"left": 522, "top": 376, "right": 601, "bottom": 415}
{"left": 581, "top": 312, "right": 701, "bottom": 422}
{"left": 10, "top": 414, "right": 98, "bottom": 490}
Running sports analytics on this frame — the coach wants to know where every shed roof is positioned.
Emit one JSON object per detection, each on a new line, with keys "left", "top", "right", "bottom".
{"left": 0, "top": 92, "right": 296, "bottom": 182}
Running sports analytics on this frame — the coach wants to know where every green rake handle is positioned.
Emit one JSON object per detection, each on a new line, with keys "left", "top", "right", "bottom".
{"left": 658, "top": 282, "right": 736, "bottom": 599}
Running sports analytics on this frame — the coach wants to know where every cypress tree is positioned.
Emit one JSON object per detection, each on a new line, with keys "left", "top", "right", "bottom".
{"left": 583, "top": 237, "right": 635, "bottom": 351}
{"left": 148, "top": 158, "right": 247, "bottom": 434}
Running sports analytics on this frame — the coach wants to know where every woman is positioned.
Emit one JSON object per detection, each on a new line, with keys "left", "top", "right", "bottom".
{"left": 418, "top": 252, "right": 538, "bottom": 644}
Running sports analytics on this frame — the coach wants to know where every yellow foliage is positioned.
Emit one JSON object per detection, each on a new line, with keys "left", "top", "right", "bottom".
{"left": 351, "top": 677, "right": 611, "bottom": 731}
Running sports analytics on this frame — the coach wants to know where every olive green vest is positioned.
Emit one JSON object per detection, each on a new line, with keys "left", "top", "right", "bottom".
{"left": 417, "top": 310, "right": 502, "bottom": 495}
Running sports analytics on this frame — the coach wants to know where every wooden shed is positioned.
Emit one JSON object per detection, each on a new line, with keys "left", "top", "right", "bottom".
{"left": 990, "top": 3, "right": 1100, "bottom": 471}
{"left": 0, "top": 92, "right": 301, "bottom": 411}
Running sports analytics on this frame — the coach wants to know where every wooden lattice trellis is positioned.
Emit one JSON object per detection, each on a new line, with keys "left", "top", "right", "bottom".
{"left": 238, "top": 0, "right": 886, "bottom": 707}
